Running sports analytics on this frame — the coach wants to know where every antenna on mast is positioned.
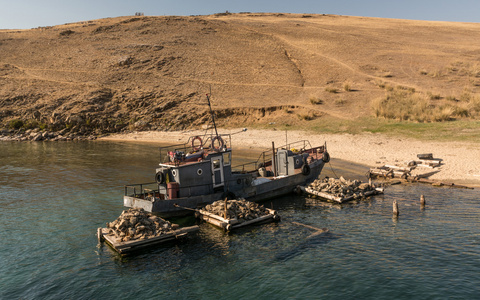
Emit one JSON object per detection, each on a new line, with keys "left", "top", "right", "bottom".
{"left": 206, "top": 87, "right": 219, "bottom": 138}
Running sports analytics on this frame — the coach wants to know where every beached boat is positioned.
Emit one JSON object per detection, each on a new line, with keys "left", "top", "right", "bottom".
{"left": 123, "top": 94, "right": 330, "bottom": 216}
{"left": 123, "top": 133, "right": 329, "bottom": 216}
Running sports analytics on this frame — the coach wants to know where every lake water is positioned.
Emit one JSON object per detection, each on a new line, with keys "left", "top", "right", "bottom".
{"left": 1, "top": 141, "right": 479, "bottom": 299}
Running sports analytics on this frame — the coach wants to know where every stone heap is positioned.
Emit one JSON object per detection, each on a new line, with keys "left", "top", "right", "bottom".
{"left": 308, "top": 176, "right": 376, "bottom": 199}
{"left": 0, "top": 128, "right": 98, "bottom": 142}
{"left": 202, "top": 199, "right": 270, "bottom": 221}
{"left": 105, "top": 208, "right": 178, "bottom": 242}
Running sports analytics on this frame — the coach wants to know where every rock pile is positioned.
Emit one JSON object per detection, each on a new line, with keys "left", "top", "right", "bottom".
{"left": 308, "top": 176, "right": 376, "bottom": 199}
{"left": 105, "top": 208, "right": 178, "bottom": 242}
{"left": 202, "top": 199, "right": 270, "bottom": 221}
{"left": 0, "top": 128, "right": 98, "bottom": 142}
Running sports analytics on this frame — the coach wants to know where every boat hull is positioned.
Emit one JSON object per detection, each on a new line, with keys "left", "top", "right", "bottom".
{"left": 124, "top": 159, "right": 325, "bottom": 217}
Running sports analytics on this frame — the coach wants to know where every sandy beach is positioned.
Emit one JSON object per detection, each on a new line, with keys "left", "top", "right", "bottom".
{"left": 101, "top": 129, "right": 480, "bottom": 187}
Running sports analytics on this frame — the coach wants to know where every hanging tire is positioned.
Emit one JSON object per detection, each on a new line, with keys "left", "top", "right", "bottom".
{"left": 322, "top": 151, "right": 330, "bottom": 163}
{"left": 155, "top": 171, "right": 164, "bottom": 184}
{"left": 301, "top": 164, "right": 311, "bottom": 176}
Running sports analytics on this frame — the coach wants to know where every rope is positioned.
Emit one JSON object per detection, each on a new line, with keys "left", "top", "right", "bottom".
{"left": 327, "top": 160, "right": 339, "bottom": 178}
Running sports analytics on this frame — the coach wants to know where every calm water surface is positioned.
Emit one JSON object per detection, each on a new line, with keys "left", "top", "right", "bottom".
{"left": 0, "top": 141, "right": 479, "bottom": 299}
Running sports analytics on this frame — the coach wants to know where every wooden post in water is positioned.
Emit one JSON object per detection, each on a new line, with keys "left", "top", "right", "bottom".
{"left": 420, "top": 195, "right": 426, "bottom": 209}
{"left": 272, "top": 141, "right": 276, "bottom": 177}
{"left": 224, "top": 197, "right": 228, "bottom": 220}
{"left": 393, "top": 199, "right": 399, "bottom": 217}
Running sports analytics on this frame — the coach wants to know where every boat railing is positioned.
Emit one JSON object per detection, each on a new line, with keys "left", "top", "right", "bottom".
{"left": 232, "top": 140, "right": 323, "bottom": 172}
{"left": 125, "top": 176, "right": 254, "bottom": 199}
{"left": 158, "top": 133, "right": 232, "bottom": 164}
{"left": 124, "top": 182, "right": 159, "bottom": 199}
{"left": 232, "top": 161, "right": 260, "bottom": 173}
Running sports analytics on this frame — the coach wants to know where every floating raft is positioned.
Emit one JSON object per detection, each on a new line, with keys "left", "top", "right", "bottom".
{"left": 297, "top": 185, "right": 384, "bottom": 203}
{"left": 196, "top": 207, "right": 280, "bottom": 231}
{"left": 97, "top": 225, "right": 199, "bottom": 255}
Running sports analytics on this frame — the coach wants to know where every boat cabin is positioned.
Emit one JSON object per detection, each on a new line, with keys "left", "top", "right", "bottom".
{"left": 152, "top": 134, "right": 254, "bottom": 200}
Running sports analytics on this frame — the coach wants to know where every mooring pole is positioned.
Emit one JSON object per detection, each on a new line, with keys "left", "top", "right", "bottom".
{"left": 420, "top": 195, "right": 426, "bottom": 209}
{"left": 393, "top": 199, "right": 399, "bottom": 217}
{"left": 272, "top": 141, "right": 277, "bottom": 177}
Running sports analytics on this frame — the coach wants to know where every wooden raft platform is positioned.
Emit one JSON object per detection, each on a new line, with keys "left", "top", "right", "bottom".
{"left": 297, "top": 185, "right": 384, "bottom": 203}
{"left": 97, "top": 225, "right": 199, "bottom": 255}
{"left": 196, "top": 208, "right": 280, "bottom": 231}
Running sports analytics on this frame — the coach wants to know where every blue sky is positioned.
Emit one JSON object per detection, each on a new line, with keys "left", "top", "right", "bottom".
{"left": 1, "top": 0, "right": 479, "bottom": 29}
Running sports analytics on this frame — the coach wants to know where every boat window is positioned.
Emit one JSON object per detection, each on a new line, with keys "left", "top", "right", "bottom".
{"left": 172, "top": 169, "right": 177, "bottom": 177}
{"left": 223, "top": 152, "right": 231, "bottom": 166}
{"left": 197, "top": 168, "right": 203, "bottom": 176}
{"left": 213, "top": 159, "right": 220, "bottom": 169}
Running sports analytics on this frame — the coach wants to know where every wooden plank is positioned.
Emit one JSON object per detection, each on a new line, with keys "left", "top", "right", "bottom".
{"left": 409, "top": 178, "right": 474, "bottom": 189}
{"left": 199, "top": 214, "right": 228, "bottom": 229}
{"left": 336, "top": 189, "right": 383, "bottom": 203}
{"left": 197, "top": 209, "right": 240, "bottom": 225}
{"left": 369, "top": 169, "right": 394, "bottom": 178}
{"left": 303, "top": 186, "right": 341, "bottom": 202}
{"left": 300, "top": 185, "right": 383, "bottom": 203}
{"left": 415, "top": 159, "right": 441, "bottom": 167}
{"left": 198, "top": 209, "right": 278, "bottom": 231}
{"left": 417, "top": 153, "right": 433, "bottom": 160}
{"left": 384, "top": 164, "right": 413, "bottom": 171}
{"left": 292, "top": 221, "right": 326, "bottom": 232}
{"left": 99, "top": 226, "right": 199, "bottom": 254}
{"left": 230, "top": 214, "right": 275, "bottom": 230}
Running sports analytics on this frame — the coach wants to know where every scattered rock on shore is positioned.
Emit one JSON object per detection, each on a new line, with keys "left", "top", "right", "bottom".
{"left": 0, "top": 129, "right": 97, "bottom": 142}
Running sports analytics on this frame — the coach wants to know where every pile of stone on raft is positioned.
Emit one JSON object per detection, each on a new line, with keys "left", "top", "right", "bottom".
{"left": 307, "top": 176, "right": 376, "bottom": 199}
{"left": 202, "top": 199, "right": 270, "bottom": 221}
{"left": 105, "top": 208, "right": 178, "bottom": 242}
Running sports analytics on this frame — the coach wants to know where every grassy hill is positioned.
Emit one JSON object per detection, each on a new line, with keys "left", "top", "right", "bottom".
{"left": 1, "top": 13, "right": 480, "bottom": 139}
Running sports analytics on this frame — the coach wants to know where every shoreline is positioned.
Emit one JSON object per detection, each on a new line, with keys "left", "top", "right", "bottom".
{"left": 101, "top": 129, "right": 480, "bottom": 188}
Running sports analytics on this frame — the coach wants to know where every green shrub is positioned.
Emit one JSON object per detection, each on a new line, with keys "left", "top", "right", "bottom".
{"left": 8, "top": 119, "right": 24, "bottom": 129}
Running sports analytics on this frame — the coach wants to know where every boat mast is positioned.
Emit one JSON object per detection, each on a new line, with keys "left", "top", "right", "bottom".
{"left": 206, "top": 91, "right": 219, "bottom": 138}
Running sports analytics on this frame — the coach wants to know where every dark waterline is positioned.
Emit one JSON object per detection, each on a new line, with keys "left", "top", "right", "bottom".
{"left": 1, "top": 141, "right": 479, "bottom": 299}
